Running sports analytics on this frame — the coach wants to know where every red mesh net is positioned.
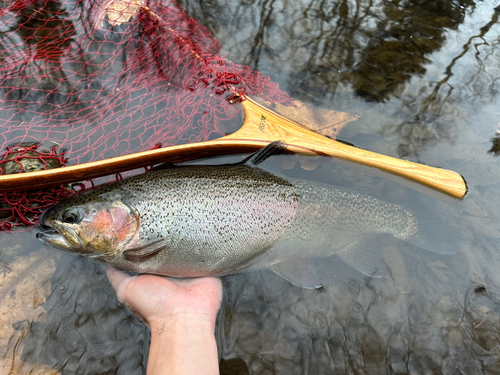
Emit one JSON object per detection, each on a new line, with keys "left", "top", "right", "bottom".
{"left": 0, "top": 0, "right": 292, "bottom": 230}
{"left": 0, "top": 144, "right": 73, "bottom": 231}
{"left": 0, "top": 0, "right": 291, "bottom": 162}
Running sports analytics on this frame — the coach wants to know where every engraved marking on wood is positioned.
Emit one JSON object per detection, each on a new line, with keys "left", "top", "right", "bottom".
{"left": 259, "top": 115, "right": 267, "bottom": 132}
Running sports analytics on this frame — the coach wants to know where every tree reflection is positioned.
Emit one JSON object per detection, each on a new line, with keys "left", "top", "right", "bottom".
{"left": 350, "top": 0, "right": 475, "bottom": 102}
{"left": 180, "top": 0, "right": 489, "bottom": 159}
{"left": 381, "top": 4, "right": 500, "bottom": 158}
{"left": 181, "top": 0, "right": 475, "bottom": 100}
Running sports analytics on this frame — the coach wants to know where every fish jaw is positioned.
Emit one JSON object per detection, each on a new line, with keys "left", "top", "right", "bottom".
{"left": 37, "top": 205, "right": 82, "bottom": 251}
{"left": 37, "top": 228, "right": 81, "bottom": 252}
{"left": 37, "top": 215, "right": 93, "bottom": 253}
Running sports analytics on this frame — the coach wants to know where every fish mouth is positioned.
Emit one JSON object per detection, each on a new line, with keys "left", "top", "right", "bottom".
{"left": 37, "top": 229, "right": 80, "bottom": 252}
{"left": 37, "top": 212, "right": 84, "bottom": 252}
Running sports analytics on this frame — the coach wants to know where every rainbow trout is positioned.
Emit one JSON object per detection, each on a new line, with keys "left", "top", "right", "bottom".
{"left": 37, "top": 143, "right": 455, "bottom": 288}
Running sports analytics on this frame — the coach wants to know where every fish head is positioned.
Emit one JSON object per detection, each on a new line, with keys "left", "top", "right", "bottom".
{"left": 37, "top": 190, "right": 140, "bottom": 260}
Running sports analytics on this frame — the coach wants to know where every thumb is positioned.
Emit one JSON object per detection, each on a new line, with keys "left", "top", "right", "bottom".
{"left": 106, "top": 266, "right": 135, "bottom": 304}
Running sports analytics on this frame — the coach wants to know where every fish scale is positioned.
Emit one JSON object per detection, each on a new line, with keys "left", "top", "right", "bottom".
{"left": 37, "top": 156, "right": 456, "bottom": 288}
{"left": 114, "top": 166, "right": 300, "bottom": 276}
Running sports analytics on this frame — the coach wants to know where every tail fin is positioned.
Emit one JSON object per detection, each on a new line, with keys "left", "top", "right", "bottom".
{"left": 404, "top": 197, "right": 461, "bottom": 255}
{"left": 406, "top": 218, "right": 459, "bottom": 254}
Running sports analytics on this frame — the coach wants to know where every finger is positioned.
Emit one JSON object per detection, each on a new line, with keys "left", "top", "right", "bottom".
{"left": 105, "top": 266, "right": 134, "bottom": 303}
{"left": 210, "top": 277, "right": 223, "bottom": 306}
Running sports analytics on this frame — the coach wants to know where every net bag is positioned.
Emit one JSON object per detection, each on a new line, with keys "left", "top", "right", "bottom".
{"left": 0, "top": 144, "right": 73, "bottom": 230}
{"left": 0, "top": 0, "right": 292, "bottom": 229}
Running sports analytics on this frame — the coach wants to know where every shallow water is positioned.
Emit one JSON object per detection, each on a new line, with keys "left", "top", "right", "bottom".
{"left": 2, "top": 0, "right": 500, "bottom": 374}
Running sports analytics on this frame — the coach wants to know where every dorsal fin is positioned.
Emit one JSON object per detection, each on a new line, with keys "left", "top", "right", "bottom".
{"left": 149, "top": 142, "right": 287, "bottom": 171}
{"left": 239, "top": 141, "right": 288, "bottom": 166}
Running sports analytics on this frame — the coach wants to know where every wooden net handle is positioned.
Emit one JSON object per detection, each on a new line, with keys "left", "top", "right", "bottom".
{"left": 0, "top": 98, "right": 467, "bottom": 199}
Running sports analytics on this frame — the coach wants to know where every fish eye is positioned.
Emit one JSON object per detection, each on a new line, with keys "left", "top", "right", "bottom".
{"left": 61, "top": 207, "right": 82, "bottom": 224}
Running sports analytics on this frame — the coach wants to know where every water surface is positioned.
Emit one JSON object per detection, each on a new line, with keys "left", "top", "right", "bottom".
{"left": 2, "top": 0, "right": 500, "bottom": 374}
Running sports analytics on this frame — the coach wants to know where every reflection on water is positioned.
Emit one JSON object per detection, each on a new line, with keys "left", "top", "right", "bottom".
{"left": 488, "top": 133, "right": 500, "bottom": 156}
{"left": 22, "top": 258, "right": 149, "bottom": 374}
{"left": 2, "top": 0, "right": 500, "bottom": 373}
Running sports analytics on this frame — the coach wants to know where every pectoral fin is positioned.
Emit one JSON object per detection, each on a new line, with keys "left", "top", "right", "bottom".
{"left": 123, "top": 242, "right": 164, "bottom": 262}
{"left": 336, "top": 234, "right": 389, "bottom": 278}
{"left": 270, "top": 258, "right": 323, "bottom": 289}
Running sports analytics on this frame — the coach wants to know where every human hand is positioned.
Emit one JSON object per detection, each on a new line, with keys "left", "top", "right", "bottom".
{"left": 106, "top": 267, "right": 223, "bottom": 375}
{"left": 106, "top": 267, "right": 223, "bottom": 329}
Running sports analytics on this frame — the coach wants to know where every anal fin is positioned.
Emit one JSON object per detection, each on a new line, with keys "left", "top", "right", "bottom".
{"left": 336, "top": 234, "right": 389, "bottom": 278}
{"left": 270, "top": 258, "right": 323, "bottom": 289}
